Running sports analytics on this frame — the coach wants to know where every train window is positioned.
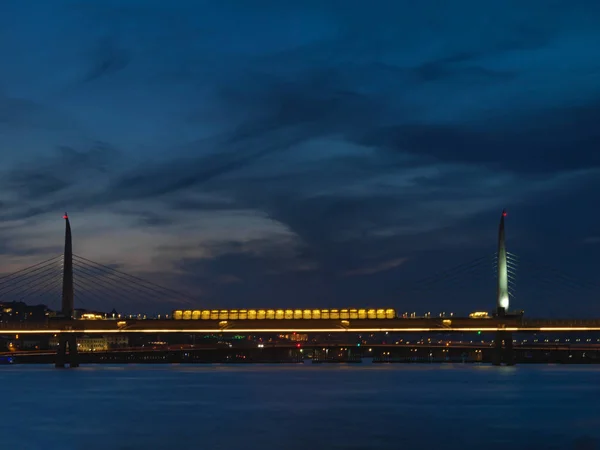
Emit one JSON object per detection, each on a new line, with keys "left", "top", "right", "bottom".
{"left": 177, "top": 306, "right": 396, "bottom": 321}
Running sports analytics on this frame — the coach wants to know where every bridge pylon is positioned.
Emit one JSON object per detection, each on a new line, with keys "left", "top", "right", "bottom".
{"left": 493, "top": 209, "right": 515, "bottom": 366}
{"left": 496, "top": 209, "right": 509, "bottom": 315}
{"left": 61, "top": 212, "right": 74, "bottom": 319}
{"left": 55, "top": 212, "right": 79, "bottom": 368}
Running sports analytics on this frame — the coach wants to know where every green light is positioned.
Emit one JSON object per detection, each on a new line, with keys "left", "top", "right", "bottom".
{"left": 477, "top": 331, "right": 481, "bottom": 335}
{"left": 357, "top": 343, "right": 361, "bottom": 347}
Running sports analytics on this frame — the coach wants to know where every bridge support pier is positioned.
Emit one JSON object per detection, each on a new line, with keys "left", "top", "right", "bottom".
{"left": 55, "top": 334, "right": 79, "bottom": 368}
{"left": 492, "top": 331, "right": 515, "bottom": 366}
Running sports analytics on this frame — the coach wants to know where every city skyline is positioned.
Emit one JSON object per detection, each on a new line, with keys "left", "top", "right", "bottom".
{"left": 1, "top": 1, "right": 599, "bottom": 315}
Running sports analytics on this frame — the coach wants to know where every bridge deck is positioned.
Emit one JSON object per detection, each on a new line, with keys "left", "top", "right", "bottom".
{"left": 1, "top": 317, "right": 600, "bottom": 333}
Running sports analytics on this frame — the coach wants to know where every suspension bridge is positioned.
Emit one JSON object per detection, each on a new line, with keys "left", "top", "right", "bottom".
{"left": 0, "top": 211, "right": 598, "bottom": 367}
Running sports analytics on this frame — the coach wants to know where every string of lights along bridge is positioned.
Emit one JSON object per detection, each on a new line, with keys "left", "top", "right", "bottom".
{"left": 0, "top": 211, "right": 599, "bottom": 368}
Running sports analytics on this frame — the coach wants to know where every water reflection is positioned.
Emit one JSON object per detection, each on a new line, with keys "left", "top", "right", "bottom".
{"left": 0, "top": 364, "right": 598, "bottom": 450}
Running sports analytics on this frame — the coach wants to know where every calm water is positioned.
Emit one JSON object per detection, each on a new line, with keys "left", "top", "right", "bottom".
{"left": 0, "top": 364, "right": 598, "bottom": 450}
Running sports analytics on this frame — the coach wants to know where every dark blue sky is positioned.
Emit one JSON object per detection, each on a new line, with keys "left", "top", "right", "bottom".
{"left": 1, "top": 1, "right": 599, "bottom": 315}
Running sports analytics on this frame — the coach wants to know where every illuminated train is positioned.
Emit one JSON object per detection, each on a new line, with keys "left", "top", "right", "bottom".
{"left": 172, "top": 308, "right": 397, "bottom": 321}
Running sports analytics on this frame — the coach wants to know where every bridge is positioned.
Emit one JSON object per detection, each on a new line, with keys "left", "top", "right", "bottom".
{"left": 0, "top": 211, "right": 598, "bottom": 367}
{"left": 3, "top": 316, "right": 600, "bottom": 334}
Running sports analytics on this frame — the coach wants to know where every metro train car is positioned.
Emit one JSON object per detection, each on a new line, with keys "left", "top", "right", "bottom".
{"left": 172, "top": 308, "right": 397, "bottom": 320}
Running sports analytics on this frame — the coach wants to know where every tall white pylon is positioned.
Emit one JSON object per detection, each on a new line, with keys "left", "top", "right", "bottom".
{"left": 497, "top": 209, "right": 509, "bottom": 314}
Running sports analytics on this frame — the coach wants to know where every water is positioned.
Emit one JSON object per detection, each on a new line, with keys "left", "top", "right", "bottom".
{"left": 0, "top": 364, "right": 598, "bottom": 450}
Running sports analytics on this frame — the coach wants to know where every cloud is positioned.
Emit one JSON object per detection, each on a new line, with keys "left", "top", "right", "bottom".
{"left": 0, "top": 142, "right": 120, "bottom": 222}
{"left": 0, "top": 1, "right": 599, "bottom": 314}
{"left": 344, "top": 258, "right": 408, "bottom": 277}
{"left": 81, "top": 37, "right": 131, "bottom": 83}
{"left": 357, "top": 101, "right": 600, "bottom": 174}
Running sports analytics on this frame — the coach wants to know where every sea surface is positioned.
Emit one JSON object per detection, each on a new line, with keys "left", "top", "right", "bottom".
{"left": 0, "top": 364, "right": 598, "bottom": 450}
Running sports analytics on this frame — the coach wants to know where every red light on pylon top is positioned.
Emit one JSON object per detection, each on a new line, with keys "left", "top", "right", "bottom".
{"left": 63, "top": 212, "right": 68, "bottom": 220}
{"left": 502, "top": 210, "right": 507, "bottom": 217}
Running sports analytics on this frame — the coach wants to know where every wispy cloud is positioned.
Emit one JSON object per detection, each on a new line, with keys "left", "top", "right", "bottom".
{"left": 0, "top": 1, "right": 599, "bottom": 314}
{"left": 344, "top": 258, "right": 409, "bottom": 277}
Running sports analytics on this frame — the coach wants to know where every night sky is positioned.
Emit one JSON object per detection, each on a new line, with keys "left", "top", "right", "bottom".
{"left": 1, "top": 1, "right": 599, "bottom": 316}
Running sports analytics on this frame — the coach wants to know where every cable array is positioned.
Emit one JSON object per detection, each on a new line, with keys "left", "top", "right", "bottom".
{"left": 502, "top": 254, "right": 600, "bottom": 317}
{"left": 1, "top": 249, "right": 595, "bottom": 318}
{"left": 0, "top": 255, "right": 64, "bottom": 306}
{"left": 397, "top": 248, "right": 600, "bottom": 318}
{"left": 492, "top": 251, "right": 518, "bottom": 301}
{"left": 403, "top": 254, "right": 497, "bottom": 294}
{"left": 72, "top": 254, "right": 194, "bottom": 311}
{"left": 0, "top": 254, "right": 194, "bottom": 313}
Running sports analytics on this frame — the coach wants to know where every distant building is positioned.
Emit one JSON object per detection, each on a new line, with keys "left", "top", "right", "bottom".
{"left": 0, "top": 302, "right": 50, "bottom": 322}
{"left": 49, "top": 334, "right": 129, "bottom": 352}
{"left": 73, "top": 308, "right": 121, "bottom": 320}
{"left": 79, "top": 313, "right": 105, "bottom": 320}
{"left": 106, "top": 335, "right": 129, "bottom": 348}
{"left": 20, "top": 338, "right": 47, "bottom": 350}
{"left": 279, "top": 333, "right": 308, "bottom": 342}
{"left": 74, "top": 309, "right": 105, "bottom": 320}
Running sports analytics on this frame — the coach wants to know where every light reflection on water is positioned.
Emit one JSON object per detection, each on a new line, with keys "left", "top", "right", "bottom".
{"left": 0, "top": 364, "right": 598, "bottom": 450}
